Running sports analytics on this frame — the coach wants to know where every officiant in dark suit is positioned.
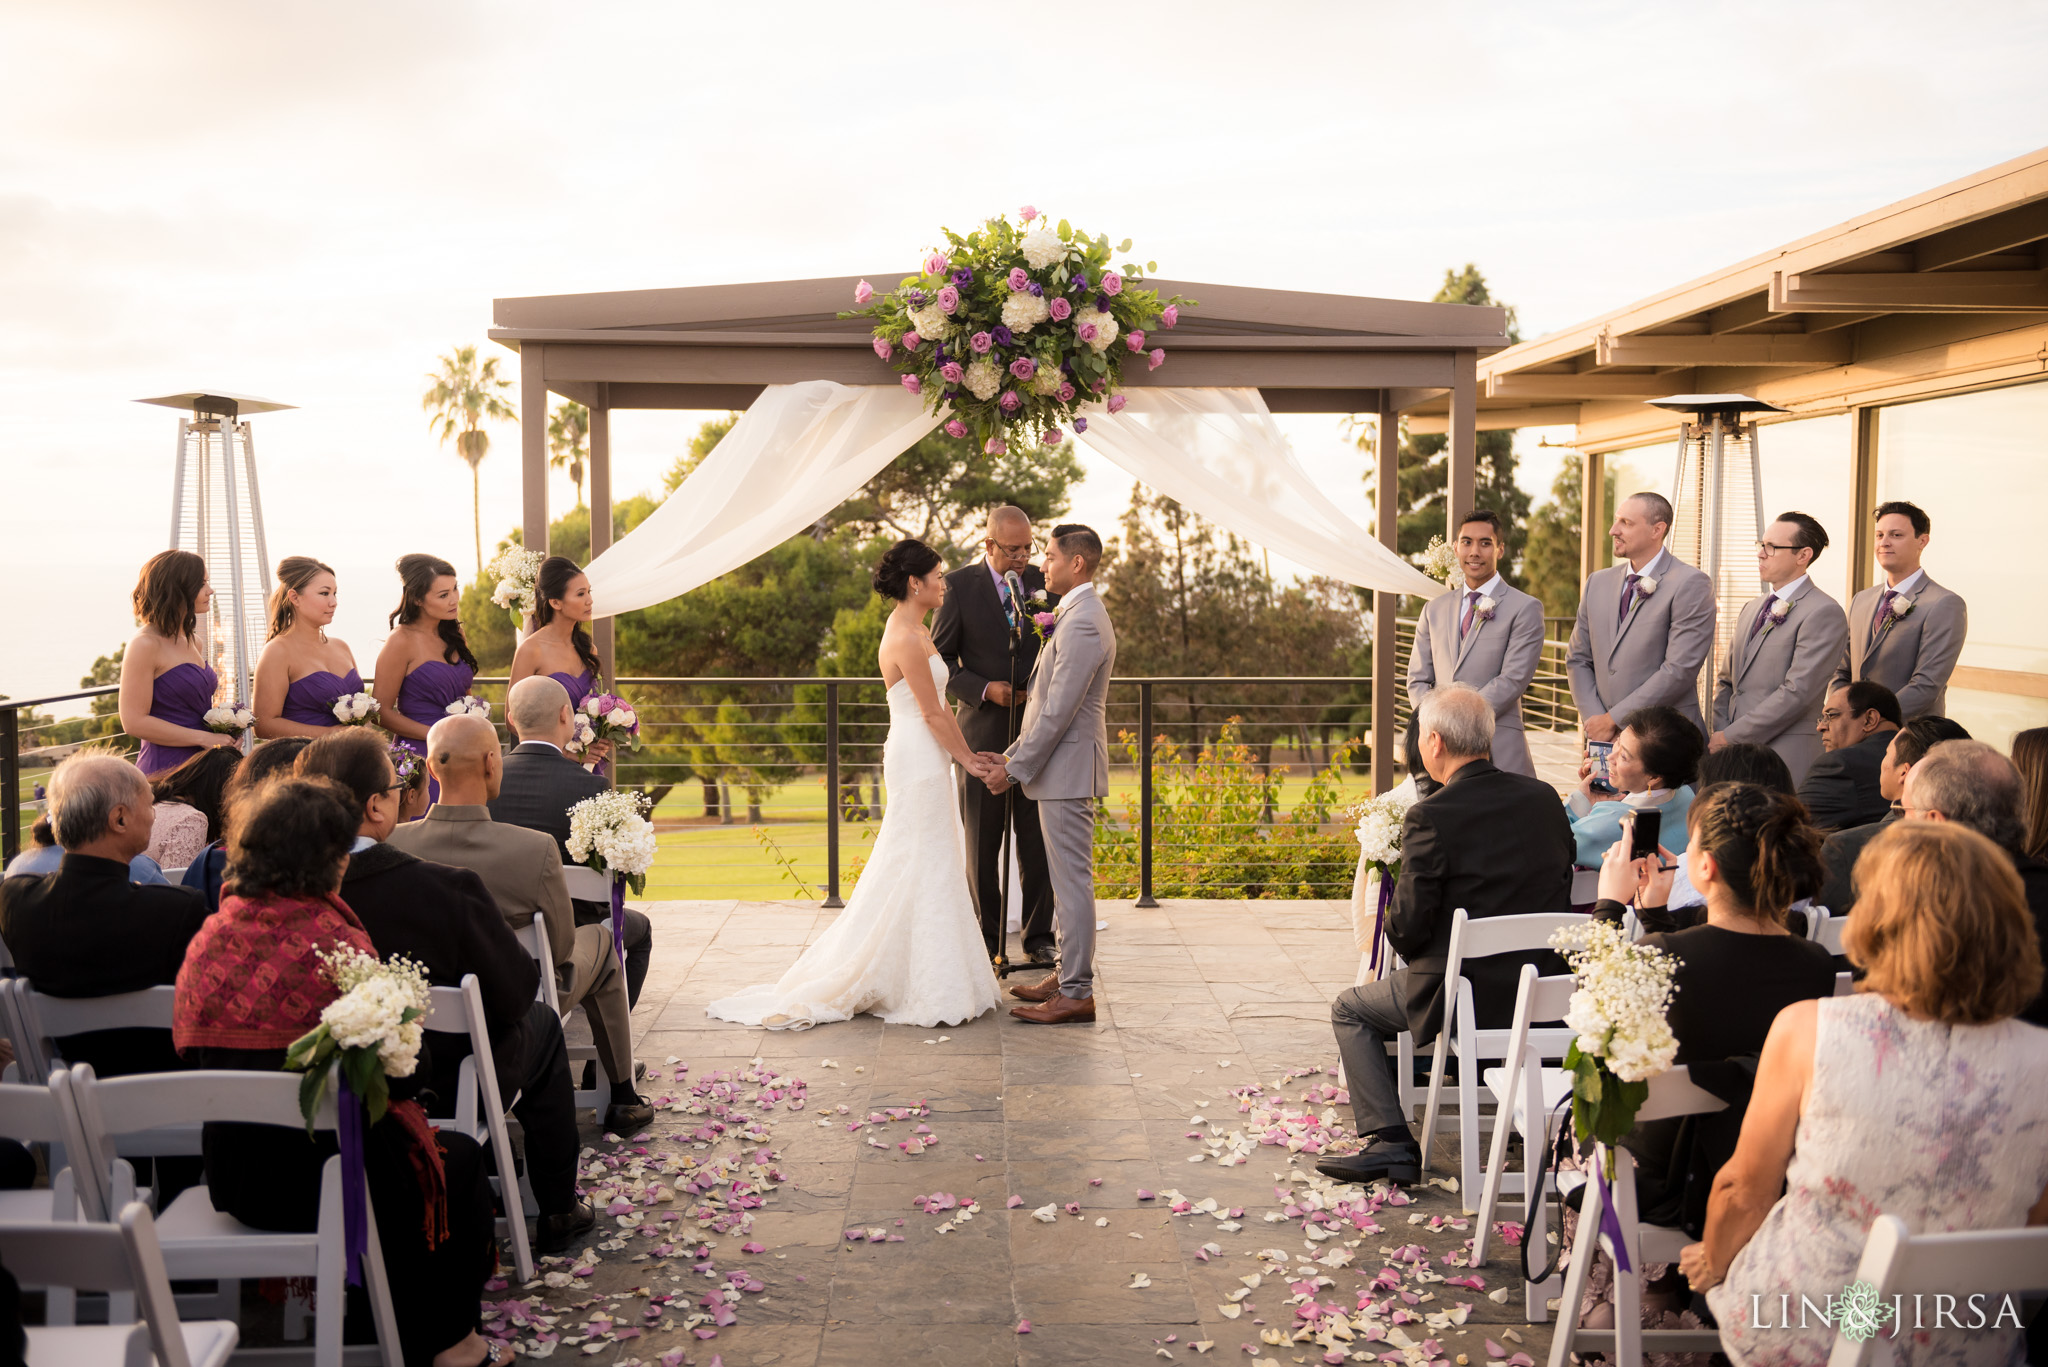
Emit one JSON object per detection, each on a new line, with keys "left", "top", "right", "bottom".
{"left": 931, "top": 505, "right": 1058, "bottom": 963}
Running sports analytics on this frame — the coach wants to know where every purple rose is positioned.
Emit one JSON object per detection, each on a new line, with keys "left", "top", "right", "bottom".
{"left": 991, "top": 325, "right": 1013, "bottom": 347}
{"left": 854, "top": 279, "right": 874, "bottom": 305}
{"left": 999, "top": 391, "right": 1021, "bottom": 413}
{"left": 1148, "top": 347, "right": 1165, "bottom": 371}
{"left": 939, "top": 361, "right": 965, "bottom": 384}
{"left": 1161, "top": 304, "right": 1179, "bottom": 328}
{"left": 1095, "top": 296, "right": 1111, "bottom": 312}
{"left": 984, "top": 437, "right": 1007, "bottom": 456}
{"left": 945, "top": 419, "right": 969, "bottom": 439}
{"left": 1092, "top": 379, "right": 1106, "bottom": 393}
{"left": 1028, "top": 282, "right": 1043, "bottom": 296}
{"left": 1041, "top": 428, "right": 1061, "bottom": 445}
{"left": 1101, "top": 272, "right": 1123, "bottom": 296}
{"left": 903, "top": 331, "right": 922, "bottom": 350}
{"left": 951, "top": 266, "right": 974, "bottom": 288}
{"left": 1073, "top": 416, "right": 1088, "bottom": 433}
{"left": 1107, "top": 393, "right": 1128, "bottom": 414}
{"left": 908, "top": 289, "right": 926, "bottom": 306}
{"left": 1048, "top": 296, "right": 1072, "bottom": 321}
{"left": 1033, "top": 611, "right": 1056, "bottom": 629}
{"left": 1007, "top": 267, "right": 1030, "bottom": 291}
{"left": 1056, "top": 382, "right": 1076, "bottom": 402}
{"left": 1126, "top": 330, "right": 1146, "bottom": 352}
{"left": 872, "top": 337, "right": 892, "bottom": 360}
{"left": 925, "top": 253, "right": 949, "bottom": 277}
{"left": 937, "top": 284, "right": 961, "bottom": 314}
{"left": 1078, "top": 322, "right": 1098, "bottom": 342}
{"left": 1009, "top": 357, "right": 1037, "bottom": 380}
{"left": 970, "top": 331, "right": 993, "bottom": 354}
{"left": 900, "top": 374, "right": 921, "bottom": 395}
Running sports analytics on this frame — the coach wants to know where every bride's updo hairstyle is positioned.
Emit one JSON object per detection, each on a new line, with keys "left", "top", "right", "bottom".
{"left": 267, "top": 556, "right": 335, "bottom": 640}
{"left": 132, "top": 550, "right": 208, "bottom": 641}
{"left": 388, "top": 552, "right": 478, "bottom": 671}
{"left": 872, "top": 540, "right": 942, "bottom": 600}
{"left": 534, "top": 555, "right": 601, "bottom": 680}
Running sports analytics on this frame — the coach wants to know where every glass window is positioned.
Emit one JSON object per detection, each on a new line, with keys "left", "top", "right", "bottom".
{"left": 1876, "top": 380, "right": 2048, "bottom": 742}
{"left": 1754, "top": 414, "right": 1853, "bottom": 612}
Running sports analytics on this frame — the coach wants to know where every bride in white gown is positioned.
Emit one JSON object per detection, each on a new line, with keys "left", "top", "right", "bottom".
{"left": 707, "top": 540, "right": 1002, "bottom": 1030}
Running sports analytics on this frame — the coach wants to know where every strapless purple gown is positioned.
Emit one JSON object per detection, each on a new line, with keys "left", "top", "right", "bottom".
{"left": 394, "top": 658, "right": 476, "bottom": 806}
{"left": 549, "top": 668, "right": 595, "bottom": 709}
{"left": 280, "top": 668, "right": 363, "bottom": 729}
{"left": 137, "top": 662, "right": 219, "bottom": 776}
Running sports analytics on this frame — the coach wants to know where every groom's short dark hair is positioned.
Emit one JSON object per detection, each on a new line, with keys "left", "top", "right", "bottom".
{"left": 1050, "top": 524, "right": 1102, "bottom": 571}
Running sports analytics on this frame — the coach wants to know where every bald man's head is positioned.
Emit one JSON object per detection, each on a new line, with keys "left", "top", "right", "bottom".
{"left": 985, "top": 505, "right": 1034, "bottom": 573}
{"left": 425, "top": 713, "right": 503, "bottom": 803}
{"left": 508, "top": 675, "right": 575, "bottom": 744}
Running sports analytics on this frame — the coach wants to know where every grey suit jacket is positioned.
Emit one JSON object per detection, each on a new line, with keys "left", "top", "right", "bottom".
{"left": 1407, "top": 581, "right": 1545, "bottom": 776}
{"left": 1830, "top": 574, "right": 1967, "bottom": 719}
{"left": 1006, "top": 588, "right": 1116, "bottom": 801}
{"left": 387, "top": 804, "right": 577, "bottom": 973}
{"left": 1712, "top": 578, "right": 1851, "bottom": 785}
{"left": 1567, "top": 554, "right": 1716, "bottom": 733}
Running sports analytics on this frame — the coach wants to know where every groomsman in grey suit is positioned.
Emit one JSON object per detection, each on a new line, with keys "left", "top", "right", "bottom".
{"left": 1406, "top": 510, "right": 1546, "bottom": 777}
{"left": 1831, "top": 500, "right": 1968, "bottom": 718}
{"left": 1713, "top": 512, "right": 1852, "bottom": 785}
{"left": 985, "top": 525, "right": 1117, "bottom": 1026}
{"left": 1567, "top": 492, "right": 1718, "bottom": 741}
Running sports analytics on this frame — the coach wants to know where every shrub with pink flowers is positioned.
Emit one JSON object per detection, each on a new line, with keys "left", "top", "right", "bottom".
{"left": 843, "top": 208, "right": 1192, "bottom": 453}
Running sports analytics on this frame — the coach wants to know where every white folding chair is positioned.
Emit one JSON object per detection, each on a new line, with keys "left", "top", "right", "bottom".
{"left": 69, "top": 1067, "right": 403, "bottom": 1367}
{"left": 12, "top": 985, "right": 179, "bottom": 1087}
{"left": 423, "top": 975, "right": 534, "bottom": 1282}
{"left": 1546, "top": 1066, "right": 1729, "bottom": 1367}
{"left": 1419, "top": 909, "right": 1583, "bottom": 1209}
{"left": 1471, "top": 965, "right": 1576, "bottom": 1319}
{"left": 161, "top": 867, "right": 189, "bottom": 884}
{"left": 0, "top": 1204, "right": 239, "bottom": 1367}
{"left": 559, "top": 864, "right": 633, "bottom": 1118}
{"left": 1827, "top": 1214, "right": 2048, "bottom": 1366}
{"left": 518, "top": 913, "right": 562, "bottom": 1015}
{"left": 1834, "top": 971, "right": 1856, "bottom": 998}
{"left": 1813, "top": 915, "right": 1846, "bottom": 955}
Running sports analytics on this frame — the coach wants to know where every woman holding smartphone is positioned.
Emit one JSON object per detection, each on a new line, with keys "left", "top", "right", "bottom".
{"left": 1565, "top": 704, "right": 1702, "bottom": 868}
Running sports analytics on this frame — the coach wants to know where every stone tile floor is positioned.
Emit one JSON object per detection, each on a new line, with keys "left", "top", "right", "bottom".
{"left": 519, "top": 898, "right": 1557, "bottom": 1367}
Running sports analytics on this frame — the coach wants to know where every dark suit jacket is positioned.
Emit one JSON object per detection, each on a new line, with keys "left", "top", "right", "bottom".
{"left": 0, "top": 853, "right": 209, "bottom": 1076}
{"left": 1385, "top": 759, "right": 1575, "bottom": 1044}
{"left": 930, "top": 560, "right": 1051, "bottom": 752}
{"left": 1817, "top": 807, "right": 1903, "bottom": 914}
{"left": 339, "top": 841, "right": 540, "bottom": 1102}
{"left": 490, "top": 741, "right": 610, "bottom": 923}
{"left": 1796, "top": 728, "right": 1897, "bottom": 833}
{"left": 2014, "top": 854, "right": 2048, "bottom": 1030}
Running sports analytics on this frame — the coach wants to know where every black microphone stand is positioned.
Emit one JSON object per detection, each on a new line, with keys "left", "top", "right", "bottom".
{"left": 992, "top": 581, "right": 1051, "bottom": 978}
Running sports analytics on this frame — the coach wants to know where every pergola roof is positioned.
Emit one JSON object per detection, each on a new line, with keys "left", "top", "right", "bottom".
{"left": 489, "top": 275, "right": 1510, "bottom": 414}
{"left": 1412, "top": 145, "right": 2048, "bottom": 439}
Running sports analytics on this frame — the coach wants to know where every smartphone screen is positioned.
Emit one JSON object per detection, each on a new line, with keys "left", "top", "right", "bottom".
{"left": 1627, "top": 807, "right": 1663, "bottom": 862}
{"left": 1586, "top": 741, "right": 1616, "bottom": 791}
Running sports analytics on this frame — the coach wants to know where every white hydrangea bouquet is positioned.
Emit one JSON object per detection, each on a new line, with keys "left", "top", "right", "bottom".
{"left": 1346, "top": 788, "right": 1417, "bottom": 983}
{"left": 202, "top": 704, "right": 255, "bottom": 735}
{"left": 1421, "top": 534, "right": 1458, "bottom": 583}
{"left": 487, "top": 545, "right": 546, "bottom": 626}
{"left": 285, "top": 947, "right": 431, "bottom": 1131}
{"left": 331, "top": 692, "right": 380, "bottom": 727}
{"left": 566, "top": 788, "right": 658, "bottom": 898}
{"left": 1549, "top": 920, "right": 1681, "bottom": 1168}
{"left": 443, "top": 695, "right": 491, "bottom": 718}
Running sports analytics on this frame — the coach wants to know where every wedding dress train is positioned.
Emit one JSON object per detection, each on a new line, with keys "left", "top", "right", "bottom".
{"left": 706, "top": 653, "right": 1000, "bottom": 1029}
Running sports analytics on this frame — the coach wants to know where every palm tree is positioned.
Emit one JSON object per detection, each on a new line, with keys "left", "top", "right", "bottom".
{"left": 422, "top": 345, "right": 517, "bottom": 577}
{"left": 548, "top": 400, "right": 590, "bottom": 508}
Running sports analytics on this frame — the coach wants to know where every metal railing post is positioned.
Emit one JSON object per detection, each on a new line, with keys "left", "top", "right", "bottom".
{"left": 1136, "top": 680, "right": 1157, "bottom": 908}
{"left": 2, "top": 706, "right": 19, "bottom": 866}
{"left": 823, "top": 680, "right": 843, "bottom": 909}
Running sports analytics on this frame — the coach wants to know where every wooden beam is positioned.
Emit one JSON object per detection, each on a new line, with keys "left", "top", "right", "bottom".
{"left": 1489, "top": 372, "right": 1696, "bottom": 399}
{"left": 1388, "top": 387, "right": 1447, "bottom": 411}
{"left": 1595, "top": 330, "right": 1854, "bottom": 366}
{"left": 1771, "top": 268, "right": 2048, "bottom": 313}
{"left": 1913, "top": 199, "right": 2048, "bottom": 271}
{"left": 1847, "top": 406, "right": 1878, "bottom": 598}
{"left": 493, "top": 326, "right": 1511, "bottom": 353}
{"left": 520, "top": 343, "right": 549, "bottom": 566}
{"left": 588, "top": 394, "right": 616, "bottom": 685}
{"left": 1371, "top": 391, "right": 1399, "bottom": 795}
{"left": 1447, "top": 350, "right": 1477, "bottom": 533}
{"left": 1580, "top": 449, "right": 1607, "bottom": 583}
{"left": 1259, "top": 388, "right": 1381, "bottom": 414}
{"left": 1949, "top": 665, "right": 2048, "bottom": 700}
{"left": 600, "top": 382, "right": 765, "bottom": 410}
{"left": 1408, "top": 404, "right": 1580, "bottom": 435}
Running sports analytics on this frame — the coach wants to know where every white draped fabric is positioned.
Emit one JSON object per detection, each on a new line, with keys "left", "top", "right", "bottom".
{"left": 582, "top": 381, "right": 1445, "bottom": 616}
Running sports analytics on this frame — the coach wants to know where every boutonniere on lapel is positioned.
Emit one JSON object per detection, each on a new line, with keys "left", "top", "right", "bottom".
{"left": 1871, "top": 592, "right": 1915, "bottom": 646}
{"left": 1759, "top": 596, "right": 1794, "bottom": 636}
{"left": 1474, "top": 595, "right": 1497, "bottom": 622}
{"left": 1022, "top": 594, "right": 1057, "bottom": 642}
{"left": 1635, "top": 574, "right": 1658, "bottom": 598}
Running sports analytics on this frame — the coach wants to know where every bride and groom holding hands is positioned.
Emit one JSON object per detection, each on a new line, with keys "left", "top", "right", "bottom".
{"left": 707, "top": 510, "right": 1115, "bottom": 1031}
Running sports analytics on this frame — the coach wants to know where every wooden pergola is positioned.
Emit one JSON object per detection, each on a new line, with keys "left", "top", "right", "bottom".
{"left": 489, "top": 276, "right": 1511, "bottom": 787}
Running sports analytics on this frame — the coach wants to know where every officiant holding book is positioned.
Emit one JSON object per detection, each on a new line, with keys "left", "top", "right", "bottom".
{"left": 932, "top": 505, "right": 1058, "bottom": 964}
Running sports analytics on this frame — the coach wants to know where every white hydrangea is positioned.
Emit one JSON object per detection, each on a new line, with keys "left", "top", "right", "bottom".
{"left": 566, "top": 788, "right": 658, "bottom": 879}
{"left": 1001, "top": 291, "right": 1051, "bottom": 335}
{"left": 1031, "top": 365, "right": 1065, "bottom": 396}
{"left": 1019, "top": 225, "right": 1065, "bottom": 270}
{"left": 487, "top": 546, "right": 545, "bottom": 617}
{"left": 316, "top": 949, "right": 431, "bottom": 1079}
{"left": 963, "top": 356, "right": 1004, "bottom": 401}
{"left": 1072, "top": 306, "right": 1119, "bottom": 353}
{"left": 1550, "top": 921, "right": 1680, "bottom": 1083}
{"left": 1351, "top": 789, "right": 1413, "bottom": 868}
{"left": 906, "top": 301, "right": 956, "bottom": 341}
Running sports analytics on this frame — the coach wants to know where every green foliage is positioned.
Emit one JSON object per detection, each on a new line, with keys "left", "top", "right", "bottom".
{"left": 423, "top": 344, "right": 518, "bottom": 577}
{"left": 1522, "top": 452, "right": 1612, "bottom": 620}
{"left": 829, "top": 427, "right": 1083, "bottom": 564}
{"left": 1564, "top": 1040, "right": 1649, "bottom": 1157}
{"left": 751, "top": 825, "right": 817, "bottom": 900}
{"left": 1094, "top": 721, "right": 1361, "bottom": 899}
{"left": 548, "top": 401, "right": 589, "bottom": 508}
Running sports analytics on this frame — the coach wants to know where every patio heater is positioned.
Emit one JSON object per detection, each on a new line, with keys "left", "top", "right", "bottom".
{"left": 1647, "top": 393, "right": 1787, "bottom": 721}
{"left": 136, "top": 390, "right": 295, "bottom": 709}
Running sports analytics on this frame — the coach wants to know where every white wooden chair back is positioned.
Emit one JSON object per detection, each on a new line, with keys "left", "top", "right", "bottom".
{"left": 1473, "top": 965, "right": 1576, "bottom": 1274}
{"left": 1827, "top": 1214, "right": 2048, "bottom": 1366}
{"left": 1813, "top": 915, "right": 1846, "bottom": 955}
{"left": 1834, "top": 971, "right": 1856, "bottom": 998}
{"left": 15, "top": 985, "right": 177, "bottom": 1081}
{"left": 560, "top": 863, "right": 614, "bottom": 902}
{"left": 0, "top": 1072, "right": 89, "bottom": 1227}
{"left": 519, "top": 913, "right": 562, "bottom": 1014}
{"left": 422, "top": 975, "right": 534, "bottom": 1281}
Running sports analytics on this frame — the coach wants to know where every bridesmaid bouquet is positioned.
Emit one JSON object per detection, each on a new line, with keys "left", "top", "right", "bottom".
{"left": 202, "top": 704, "right": 255, "bottom": 735}
{"left": 443, "top": 695, "right": 491, "bottom": 718}
{"left": 1347, "top": 789, "right": 1415, "bottom": 981}
{"left": 488, "top": 546, "right": 546, "bottom": 626}
{"left": 284, "top": 947, "right": 431, "bottom": 1129}
{"left": 564, "top": 713, "right": 598, "bottom": 756}
{"left": 580, "top": 692, "right": 644, "bottom": 754}
{"left": 565, "top": 789, "right": 658, "bottom": 896}
{"left": 1548, "top": 920, "right": 1680, "bottom": 1165}
{"left": 332, "top": 692, "right": 381, "bottom": 727}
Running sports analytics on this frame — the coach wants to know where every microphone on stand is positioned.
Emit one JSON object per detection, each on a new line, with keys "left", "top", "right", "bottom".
{"left": 1003, "top": 571, "right": 1027, "bottom": 639}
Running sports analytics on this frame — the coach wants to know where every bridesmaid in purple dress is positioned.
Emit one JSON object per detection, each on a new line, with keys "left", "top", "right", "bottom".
{"left": 509, "top": 555, "right": 612, "bottom": 769}
{"left": 253, "top": 556, "right": 366, "bottom": 739}
{"left": 118, "top": 550, "right": 239, "bottom": 777}
{"left": 373, "top": 554, "right": 479, "bottom": 805}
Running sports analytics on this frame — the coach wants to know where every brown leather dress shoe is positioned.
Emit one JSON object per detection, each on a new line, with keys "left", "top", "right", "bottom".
{"left": 1008, "top": 972, "right": 1062, "bottom": 1003}
{"left": 1010, "top": 994, "right": 1095, "bottom": 1024}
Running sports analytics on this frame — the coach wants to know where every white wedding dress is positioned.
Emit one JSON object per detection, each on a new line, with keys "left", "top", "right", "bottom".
{"left": 706, "top": 653, "right": 1000, "bottom": 1029}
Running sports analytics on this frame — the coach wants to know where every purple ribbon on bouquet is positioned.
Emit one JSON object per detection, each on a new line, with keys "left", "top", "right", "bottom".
{"left": 610, "top": 874, "right": 627, "bottom": 967}
{"left": 1367, "top": 867, "right": 1395, "bottom": 973}
{"left": 1594, "top": 1157, "right": 1632, "bottom": 1273}
{"left": 337, "top": 1074, "right": 369, "bottom": 1287}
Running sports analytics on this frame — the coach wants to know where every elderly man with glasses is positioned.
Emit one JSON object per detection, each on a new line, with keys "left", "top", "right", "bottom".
{"left": 1711, "top": 512, "right": 1851, "bottom": 786}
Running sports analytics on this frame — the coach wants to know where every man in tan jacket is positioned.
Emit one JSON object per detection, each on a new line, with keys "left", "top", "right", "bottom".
{"left": 388, "top": 714, "right": 646, "bottom": 1131}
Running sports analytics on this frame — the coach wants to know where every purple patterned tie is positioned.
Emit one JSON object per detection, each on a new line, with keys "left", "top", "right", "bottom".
{"left": 1871, "top": 587, "right": 1896, "bottom": 639}
{"left": 1459, "top": 590, "right": 1480, "bottom": 638}
{"left": 1617, "top": 572, "right": 1641, "bottom": 626}
{"left": 1748, "top": 598, "right": 1774, "bottom": 641}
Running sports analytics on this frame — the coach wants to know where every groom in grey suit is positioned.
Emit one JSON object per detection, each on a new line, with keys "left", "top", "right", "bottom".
{"left": 1407, "top": 510, "right": 1546, "bottom": 777}
{"left": 985, "top": 525, "right": 1116, "bottom": 1025}
{"left": 1830, "top": 500, "right": 1967, "bottom": 719}
{"left": 1567, "top": 491, "right": 1718, "bottom": 741}
{"left": 1712, "top": 512, "right": 1852, "bottom": 785}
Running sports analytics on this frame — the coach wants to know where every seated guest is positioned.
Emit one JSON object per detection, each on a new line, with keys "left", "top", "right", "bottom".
{"left": 180, "top": 736, "right": 311, "bottom": 910}
{"left": 173, "top": 776, "right": 501, "bottom": 1367}
{"left": 0, "top": 752, "right": 207, "bottom": 1076}
{"left": 1694, "top": 741, "right": 1794, "bottom": 795}
{"left": 1565, "top": 704, "right": 1702, "bottom": 867}
{"left": 1320, "top": 685, "right": 1573, "bottom": 1186}
{"left": 1795, "top": 680, "right": 1901, "bottom": 832}
{"left": 490, "top": 676, "right": 653, "bottom": 1010}
{"left": 1903, "top": 739, "right": 2048, "bottom": 1027}
{"left": 2014, "top": 726, "right": 2048, "bottom": 863}
{"left": 295, "top": 729, "right": 615, "bottom": 1246}
{"left": 143, "top": 745, "right": 242, "bottom": 871}
{"left": 1815, "top": 715, "right": 1967, "bottom": 916}
{"left": 1684, "top": 822, "right": 2048, "bottom": 1367}
{"left": 5, "top": 811, "right": 170, "bottom": 885}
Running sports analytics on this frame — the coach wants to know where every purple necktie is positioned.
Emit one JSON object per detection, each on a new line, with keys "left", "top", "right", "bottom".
{"left": 1617, "top": 572, "right": 1641, "bottom": 626}
{"left": 1748, "top": 598, "right": 1774, "bottom": 641}
{"left": 1459, "top": 590, "right": 1481, "bottom": 638}
{"left": 1871, "top": 587, "right": 1896, "bottom": 638}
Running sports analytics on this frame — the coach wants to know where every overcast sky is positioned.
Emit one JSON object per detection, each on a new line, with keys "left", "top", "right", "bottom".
{"left": 5, "top": 0, "right": 2044, "bottom": 706}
